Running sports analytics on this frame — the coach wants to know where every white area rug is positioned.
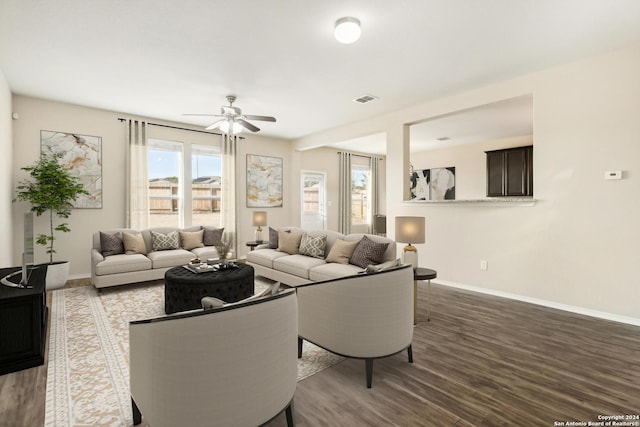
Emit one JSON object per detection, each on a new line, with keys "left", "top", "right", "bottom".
{"left": 45, "top": 281, "right": 344, "bottom": 427}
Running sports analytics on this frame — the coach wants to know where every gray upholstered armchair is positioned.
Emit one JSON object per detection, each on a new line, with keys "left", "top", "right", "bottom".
{"left": 296, "top": 264, "right": 414, "bottom": 388}
{"left": 129, "top": 289, "right": 298, "bottom": 427}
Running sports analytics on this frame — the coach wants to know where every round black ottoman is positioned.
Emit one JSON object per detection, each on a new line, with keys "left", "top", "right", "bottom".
{"left": 164, "top": 263, "right": 254, "bottom": 314}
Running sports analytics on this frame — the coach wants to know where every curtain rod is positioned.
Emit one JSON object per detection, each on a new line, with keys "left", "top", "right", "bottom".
{"left": 117, "top": 118, "right": 245, "bottom": 139}
{"left": 337, "top": 151, "right": 384, "bottom": 160}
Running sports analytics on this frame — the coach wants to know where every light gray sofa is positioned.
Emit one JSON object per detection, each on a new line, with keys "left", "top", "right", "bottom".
{"left": 91, "top": 226, "right": 222, "bottom": 289}
{"left": 246, "top": 227, "right": 397, "bottom": 287}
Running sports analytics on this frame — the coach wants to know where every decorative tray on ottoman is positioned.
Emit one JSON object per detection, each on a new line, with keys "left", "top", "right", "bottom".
{"left": 183, "top": 263, "right": 218, "bottom": 274}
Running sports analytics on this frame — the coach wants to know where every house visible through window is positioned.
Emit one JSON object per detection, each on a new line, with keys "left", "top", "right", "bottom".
{"left": 148, "top": 139, "right": 221, "bottom": 228}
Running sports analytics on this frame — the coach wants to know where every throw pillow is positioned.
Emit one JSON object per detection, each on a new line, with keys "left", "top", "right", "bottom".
{"left": 298, "top": 233, "right": 327, "bottom": 259}
{"left": 180, "top": 229, "right": 204, "bottom": 250}
{"left": 325, "top": 239, "right": 359, "bottom": 264}
{"left": 267, "top": 226, "right": 279, "bottom": 249}
{"left": 349, "top": 236, "right": 390, "bottom": 268}
{"left": 277, "top": 231, "right": 303, "bottom": 255}
{"left": 100, "top": 231, "right": 124, "bottom": 257}
{"left": 203, "top": 227, "right": 224, "bottom": 246}
{"left": 122, "top": 232, "right": 147, "bottom": 255}
{"left": 150, "top": 230, "right": 180, "bottom": 251}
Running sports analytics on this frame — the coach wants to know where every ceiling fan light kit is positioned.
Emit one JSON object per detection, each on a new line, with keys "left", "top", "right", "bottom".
{"left": 184, "top": 95, "right": 276, "bottom": 134}
{"left": 334, "top": 17, "right": 361, "bottom": 44}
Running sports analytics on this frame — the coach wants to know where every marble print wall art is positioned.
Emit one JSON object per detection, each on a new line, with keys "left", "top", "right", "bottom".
{"left": 246, "top": 154, "right": 283, "bottom": 207}
{"left": 41, "top": 130, "right": 102, "bottom": 208}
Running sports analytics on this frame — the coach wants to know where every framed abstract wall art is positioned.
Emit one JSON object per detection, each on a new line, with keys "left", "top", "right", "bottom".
{"left": 246, "top": 154, "right": 283, "bottom": 207}
{"left": 410, "top": 166, "right": 455, "bottom": 201}
{"left": 41, "top": 130, "right": 102, "bottom": 208}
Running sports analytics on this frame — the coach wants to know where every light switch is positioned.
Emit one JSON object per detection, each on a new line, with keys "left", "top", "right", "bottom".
{"left": 604, "top": 171, "right": 622, "bottom": 180}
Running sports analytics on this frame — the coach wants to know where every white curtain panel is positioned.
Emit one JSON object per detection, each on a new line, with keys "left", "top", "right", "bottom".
{"left": 338, "top": 152, "right": 352, "bottom": 235}
{"left": 126, "top": 120, "right": 149, "bottom": 229}
{"left": 370, "top": 156, "right": 380, "bottom": 234}
{"left": 221, "top": 134, "right": 237, "bottom": 254}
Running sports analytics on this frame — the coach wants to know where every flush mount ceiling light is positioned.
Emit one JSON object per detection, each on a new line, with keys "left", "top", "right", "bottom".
{"left": 334, "top": 17, "right": 361, "bottom": 44}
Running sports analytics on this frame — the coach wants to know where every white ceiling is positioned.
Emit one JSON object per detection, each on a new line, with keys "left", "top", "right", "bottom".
{"left": 1, "top": 0, "right": 640, "bottom": 146}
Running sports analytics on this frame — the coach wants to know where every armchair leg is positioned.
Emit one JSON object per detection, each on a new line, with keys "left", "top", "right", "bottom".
{"left": 132, "top": 397, "right": 142, "bottom": 425}
{"left": 407, "top": 344, "right": 414, "bottom": 363}
{"left": 365, "top": 359, "right": 373, "bottom": 388}
{"left": 297, "top": 337, "right": 303, "bottom": 359}
{"left": 285, "top": 399, "right": 295, "bottom": 427}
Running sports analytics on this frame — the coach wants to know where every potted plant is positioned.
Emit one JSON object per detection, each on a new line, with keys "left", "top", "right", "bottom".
{"left": 14, "top": 148, "right": 89, "bottom": 289}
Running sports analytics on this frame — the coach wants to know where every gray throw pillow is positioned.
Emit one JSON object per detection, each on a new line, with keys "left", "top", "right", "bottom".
{"left": 100, "top": 231, "right": 124, "bottom": 257}
{"left": 349, "top": 236, "right": 389, "bottom": 268}
{"left": 150, "top": 230, "right": 179, "bottom": 251}
{"left": 298, "top": 233, "right": 327, "bottom": 259}
{"left": 267, "top": 227, "right": 279, "bottom": 249}
{"left": 203, "top": 227, "right": 224, "bottom": 246}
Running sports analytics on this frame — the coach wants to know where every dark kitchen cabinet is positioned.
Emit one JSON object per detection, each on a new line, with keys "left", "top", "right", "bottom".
{"left": 486, "top": 145, "right": 533, "bottom": 197}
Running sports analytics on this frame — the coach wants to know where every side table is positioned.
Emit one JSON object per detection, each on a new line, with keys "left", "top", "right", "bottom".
{"left": 414, "top": 267, "right": 437, "bottom": 324}
{"left": 245, "top": 241, "right": 263, "bottom": 251}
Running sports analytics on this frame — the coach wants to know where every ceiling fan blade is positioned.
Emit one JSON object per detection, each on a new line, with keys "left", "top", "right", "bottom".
{"left": 205, "top": 119, "right": 226, "bottom": 130}
{"left": 237, "top": 119, "right": 260, "bottom": 132}
{"left": 244, "top": 115, "right": 276, "bottom": 122}
{"left": 182, "top": 113, "right": 223, "bottom": 117}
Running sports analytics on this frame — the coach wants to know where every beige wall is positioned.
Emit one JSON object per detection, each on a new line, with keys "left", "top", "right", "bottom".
{"left": 0, "top": 69, "right": 12, "bottom": 266}
{"left": 410, "top": 135, "right": 533, "bottom": 199}
{"left": 295, "top": 43, "right": 640, "bottom": 322}
{"left": 10, "top": 96, "right": 294, "bottom": 275}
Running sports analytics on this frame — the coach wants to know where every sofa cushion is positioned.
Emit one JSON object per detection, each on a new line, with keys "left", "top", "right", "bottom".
{"left": 308, "top": 263, "right": 363, "bottom": 282}
{"left": 298, "top": 233, "right": 327, "bottom": 259}
{"left": 100, "top": 231, "right": 124, "bottom": 257}
{"left": 190, "top": 246, "right": 220, "bottom": 260}
{"left": 147, "top": 249, "right": 194, "bottom": 269}
{"left": 203, "top": 227, "right": 224, "bottom": 246}
{"left": 94, "top": 253, "right": 151, "bottom": 276}
{"left": 325, "top": 239, "right": 359, "bottom": 264}
{"left": 180, "top": 230, "right": 204, "bottom": 250}
{"left": 278, "top": 231, "right": 303, "bottom": 255}
{"left": 246, "top": 248, "right": 289, "bottom": 268}
{"left": 349, "top": 236, "right": 390, "bottom": 268}
{"left": 273, "top": 255, "right": 326, "bottom": 279}
{"left": 123, "top": 232, "right": 147, "bottom": 255}
{"left": 151, "top": 230, "right": 180, "bottom": 251}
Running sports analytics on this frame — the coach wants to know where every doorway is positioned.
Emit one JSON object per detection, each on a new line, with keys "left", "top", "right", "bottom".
{"left": 301, "top": 171, "right": 326, "bottom": 230}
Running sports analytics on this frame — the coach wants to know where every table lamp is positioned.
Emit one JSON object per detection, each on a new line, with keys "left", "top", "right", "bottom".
{"left": 252, "top": 211, "right": 267, "bottom": 243}
{"left": 395, "top": 216, "right": 425, "bottom": 270}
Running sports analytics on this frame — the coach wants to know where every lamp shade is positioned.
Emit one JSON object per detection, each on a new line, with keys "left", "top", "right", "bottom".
{"left": 252, "top": 211, "right": 267, "bottom": 227}
{"left": 395, "top": 216, "right": 425, "bottom": 244}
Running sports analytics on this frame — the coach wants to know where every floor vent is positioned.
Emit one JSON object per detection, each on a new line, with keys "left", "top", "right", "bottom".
{"left": 353, "top": 94, "right": 379, "bottom": 104}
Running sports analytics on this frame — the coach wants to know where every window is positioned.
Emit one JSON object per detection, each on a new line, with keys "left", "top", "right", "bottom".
{"left": 351, "top": 163, "right": 370, "bottom": 226}
{"left": 147, "top": 139, "right": 221, "bottom": 228}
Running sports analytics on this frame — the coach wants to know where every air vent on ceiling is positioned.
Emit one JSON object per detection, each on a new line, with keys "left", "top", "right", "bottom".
{"left": 437, "top": 137, "right": 451, "bottom": 141}
{"left": 353, "top": 94, "right": 379, "bottom": 104}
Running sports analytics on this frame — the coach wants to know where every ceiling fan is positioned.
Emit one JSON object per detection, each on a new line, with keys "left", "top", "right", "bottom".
{"left": 183, "top": 95, "right": 276, "bottom": 134}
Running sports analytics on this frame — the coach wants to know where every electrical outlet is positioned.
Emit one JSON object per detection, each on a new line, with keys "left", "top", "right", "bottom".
{"left": 480, "top": 260, "right": 488, "bottom": 270}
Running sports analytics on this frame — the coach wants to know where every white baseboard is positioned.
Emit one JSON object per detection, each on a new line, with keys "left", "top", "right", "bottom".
{"left": 68, "top": 273, "right": 91, "bottom": 281}
{"left": 432, "top": 279, "right": 640, "bottom": 327}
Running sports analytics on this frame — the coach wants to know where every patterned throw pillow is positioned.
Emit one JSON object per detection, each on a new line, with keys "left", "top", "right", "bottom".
{"left": 180, "top": 230, "right": 204, "bottom": 250}
{"left": 298, "top": 233, "right": 327, "bottom": 259}
{"left": 203, "top": 227, "right": 224, "bottom": 246}
{"left": 100, "top": 231, "right": 124, "bottom": 257}
{"left": 349, "top": 236, "right": 390, "bottom": 268}
{"left": 150, "top": 230, "right": 180, "bottom": 251}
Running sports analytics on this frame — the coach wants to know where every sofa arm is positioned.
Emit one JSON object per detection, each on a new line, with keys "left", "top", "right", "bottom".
{"left": 91, "top": 248, "right": 104, "bottom": 264}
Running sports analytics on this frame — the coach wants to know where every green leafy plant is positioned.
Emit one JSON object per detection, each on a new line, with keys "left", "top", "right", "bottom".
{"left": 14, "top": 149, "right": 89, "bottom": 264}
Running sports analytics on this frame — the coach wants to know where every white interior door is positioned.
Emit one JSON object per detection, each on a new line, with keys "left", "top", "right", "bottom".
{"left": 301, "top": 171, "right": 326, "bottom": 230}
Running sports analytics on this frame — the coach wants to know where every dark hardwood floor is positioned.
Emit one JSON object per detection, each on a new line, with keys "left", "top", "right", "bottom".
{"left": 1, "top": 281, "right": 639, "bottom": 427}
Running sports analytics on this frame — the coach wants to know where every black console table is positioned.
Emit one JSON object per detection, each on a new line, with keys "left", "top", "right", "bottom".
{"left": 0, "top": 265, "right": 48, "bottom": 375}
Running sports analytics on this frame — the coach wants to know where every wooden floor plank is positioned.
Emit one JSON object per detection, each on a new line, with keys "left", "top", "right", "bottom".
{"left": 1, "top": 282, "right": 639, "bottom": 427}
